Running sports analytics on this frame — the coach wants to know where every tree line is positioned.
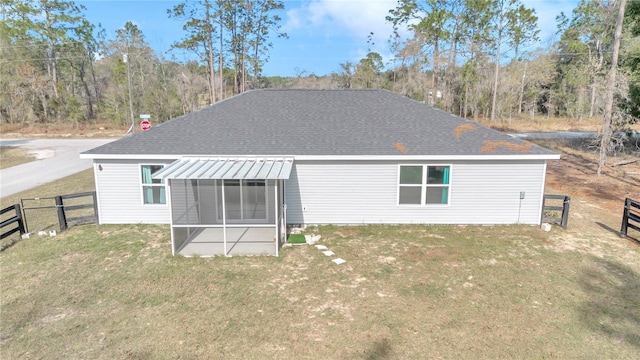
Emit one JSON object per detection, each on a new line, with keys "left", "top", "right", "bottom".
{"left": 0, "top": 0, "right": 285, "bottom": 127}
{"left": 1, "top": 0, "right": 638, "bottom": 134}
{"left": 346, "top": 0, "right": 636, "bottom": 130}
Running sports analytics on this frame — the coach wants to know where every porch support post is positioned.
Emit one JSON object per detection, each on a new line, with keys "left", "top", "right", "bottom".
{"left": 274, "top": 180, "right": 279, "bottom": 256}
{"left": 167, "top": 179, "right": 176, "bottom": 256}
{"left": 221, "top": 180, "right": 227, "bottom": 256}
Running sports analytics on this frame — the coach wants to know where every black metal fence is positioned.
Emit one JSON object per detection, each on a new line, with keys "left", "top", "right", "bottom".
{"left": 21, "top": 191, "right": 98, "bottom": 233}
{"left": 541, "top": 194, "right": 570, "bottom": 230}
{"left": 621, "top": 197, "right": 639, "bottom": 240}
{"left": 0, "top": 204, "right": 25, "bottom": 241}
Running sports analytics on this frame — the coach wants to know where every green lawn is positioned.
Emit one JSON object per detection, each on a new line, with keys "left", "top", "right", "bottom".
{"left": 288, "top": 234, "right": 307, "bottom": 243}
{"left": 1, "top": 170, "right": 639, "bottom": 359}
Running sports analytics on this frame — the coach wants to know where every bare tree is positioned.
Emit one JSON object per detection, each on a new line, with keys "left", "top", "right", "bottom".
{"left": 598, "top": 0, "right": 627, "bottom": 176}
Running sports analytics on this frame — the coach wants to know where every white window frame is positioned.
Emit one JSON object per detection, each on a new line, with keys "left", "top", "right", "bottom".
{"left": 140, "top": 164, "right": 167, "bottom": 206}
{"left": 397, "top": 164, "right": 451, "bottom": 206}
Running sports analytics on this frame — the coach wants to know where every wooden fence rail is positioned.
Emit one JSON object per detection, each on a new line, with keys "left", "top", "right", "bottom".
{"left": 541, "top": 194, "right": 570, "bottom": 230}
{"left": 57, "top": 191, "right": 99, "bottom": 231}
{"left": 621, "top": 198, "right": 640, "bottom": 240}
{"left": 21, "top": 191, "right": 98, "bottom": 233}
{"left": 0, "top": 204, "right": 25, "bottom": 240}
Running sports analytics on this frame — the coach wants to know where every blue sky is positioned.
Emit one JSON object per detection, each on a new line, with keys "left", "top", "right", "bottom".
{"left": 77, "top": 0, "right": 580, "bottom": 77}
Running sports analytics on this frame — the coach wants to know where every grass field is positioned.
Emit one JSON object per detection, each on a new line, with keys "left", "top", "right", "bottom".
{"left": 0, "top": 146, "right": 35, "bottom": 170}
{"left": 1, "top": 155, "right": 639, "bottom": 359}
{"left": 2, "top": 222, "right": 639, "bottom": 359}
{"left": 0, "top": 169, "right": 96, "bottom": 241}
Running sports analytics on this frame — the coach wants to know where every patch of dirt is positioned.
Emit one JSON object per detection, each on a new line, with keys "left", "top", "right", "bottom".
{"left": 543, "top": 144, "right": 640, "bottom": 267}
{"left": 28, "top": 149, "right": 56, "bottom": 160}
{"left": 484, "top": 116, "right": 640, "bottom": 133}
{"left": 545, "top": 147, "right": 640, "bottom": 214}
{"left": 0, "top": 123, "right": 127, "bottom": 139}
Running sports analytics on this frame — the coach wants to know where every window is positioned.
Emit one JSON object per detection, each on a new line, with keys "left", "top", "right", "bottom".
{"left": 141, "top": 164, "right": 166, "bottom": 204}
{"left": 398, "top": 165, "right": 450, "bottom": 205}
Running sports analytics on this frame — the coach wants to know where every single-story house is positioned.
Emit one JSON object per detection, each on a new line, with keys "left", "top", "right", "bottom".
{"left": 81, "top": 89, "right": 560, "bottom": 256}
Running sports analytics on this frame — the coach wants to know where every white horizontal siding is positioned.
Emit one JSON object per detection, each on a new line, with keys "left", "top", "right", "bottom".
{"left": 94, "top": 159, "right": 174, "bottom": 224}
{"left": 285, "top": 160, "right": 546, "bottom": 225}
{"left": 94, "top": 159, "right": 547, "bottom": 226}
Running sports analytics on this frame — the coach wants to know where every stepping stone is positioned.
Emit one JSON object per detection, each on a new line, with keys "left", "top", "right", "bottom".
{"left": 332, "top": 258, "right": 346, "bottom": 265}
{"left": 322, "top": 250, "right": 335, "bottom": 256}
{"left": 305, "top": 235, "right": 322, "bottom": 244}
{"left": 315, "top": 245, "right": 328, "bottom": 250}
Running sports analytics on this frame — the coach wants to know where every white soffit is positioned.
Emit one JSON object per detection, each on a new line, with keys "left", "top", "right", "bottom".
{"left": 152, "top": 158, "right": 294, "bottom": 180}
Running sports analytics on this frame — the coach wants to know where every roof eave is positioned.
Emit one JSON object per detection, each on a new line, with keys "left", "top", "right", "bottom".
{"left": 81, "top": 153, "right": 560, "bottom": 161}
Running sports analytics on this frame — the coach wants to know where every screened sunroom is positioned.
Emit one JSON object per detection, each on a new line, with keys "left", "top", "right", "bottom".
{"left": 153, "top": 158, "right": 293, "bottom": 256}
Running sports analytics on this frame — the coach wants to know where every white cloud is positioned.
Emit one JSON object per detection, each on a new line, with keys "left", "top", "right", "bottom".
{"left": 285, "top": 0, "right": 400, "bottom": 48}
{"left": 281, "top": 0, "right": 580, "bottom": 72}
{"left": 283, "top": 0, "right": 411, "bottom": 69}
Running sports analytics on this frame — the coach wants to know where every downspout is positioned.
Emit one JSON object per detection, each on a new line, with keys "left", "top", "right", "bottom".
{"left": 538, "top": 162, "right": 548, "bottom": 226}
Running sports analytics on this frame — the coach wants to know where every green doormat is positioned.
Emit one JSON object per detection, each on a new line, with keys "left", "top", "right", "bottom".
{"left": 287, "top": 234, "right": 306, "bottom": 244}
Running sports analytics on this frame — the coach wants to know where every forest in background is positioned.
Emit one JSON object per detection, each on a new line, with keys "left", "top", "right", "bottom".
{"left": 1, "top": 0, "right": 638, "bottom": 134}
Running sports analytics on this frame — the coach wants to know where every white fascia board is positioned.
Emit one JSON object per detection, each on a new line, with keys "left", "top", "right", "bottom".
{"left": 293, "top": 154, "right": 561, "bottom": 161}
{"left": 80, "top": 153, "right": 560, "bottom": 161}
{"left": 82, "top": 154, "right": 298, "bottom": 160}
{"left": 80, "top": 153, "right": 182, "bottom": 160}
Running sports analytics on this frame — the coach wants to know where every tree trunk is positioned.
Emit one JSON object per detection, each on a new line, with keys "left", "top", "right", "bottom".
{"left": 219, "top": 15, "right": 224, "bottom": 100}
{"left": 206, "top": 1, "right": 216, "bottom": 104}
{"left": 463, "top": 83, "right": 468, "bottom": 119}
{"left": 45, "top": 10, "right": 59, "bottom": 99}
{"left": 589, "top": 40, "right": 604, "bottom": 118}
{"left": 431, "top": 39, "right": 439, "bottom": 106}
{"left": 519, "top": 61, "right": 527, "bottom": 114}
{"left": 597, "top": 0, "right": 626, "bottom": 176}
{"left": 491, "top": 30, "right": 502, "bottom": 123}
{"left": 241, "top": 33, "right": 246, "bottom": 93}
{"left": 79, "top": 61, "right": 94, "bottom": 119}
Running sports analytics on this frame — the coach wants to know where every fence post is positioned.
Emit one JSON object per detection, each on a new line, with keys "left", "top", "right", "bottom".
{"left": 92, "top": 191, "right": 99, "bottom": 223}
{"left": 20, "top": 199, "right": 30, "bottom": 233}
{"left": 621, "top": 197, "right": 630, "bottom": 236}
{"left": 561, "top": 196, "right": 571, "bottom": 230}
{"left": 55, "top": 196, "right": 67, "bottom": 232}
{"left": 15, "top": 204, "right": 25, "bottom": 235}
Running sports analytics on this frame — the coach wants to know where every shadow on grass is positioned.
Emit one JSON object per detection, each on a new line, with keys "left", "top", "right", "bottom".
{"left": 596, "top": 222, "right": 623, "bottom": 238}
{"left": 364, "top": 338, "right": 392, "bottom": 360}
{"left": 598, "top": 222, "right": 640, "bottom": 244}
{"left": 578, "top": 257, "right": 640, "bottom": 349}
{"left": 0, "top": 233, "right": 23, "bottom": 252}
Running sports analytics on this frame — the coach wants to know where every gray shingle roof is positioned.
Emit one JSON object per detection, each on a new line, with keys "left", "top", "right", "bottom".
{"left": 83, "top": 89, "right": 557, "bottom": 157}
